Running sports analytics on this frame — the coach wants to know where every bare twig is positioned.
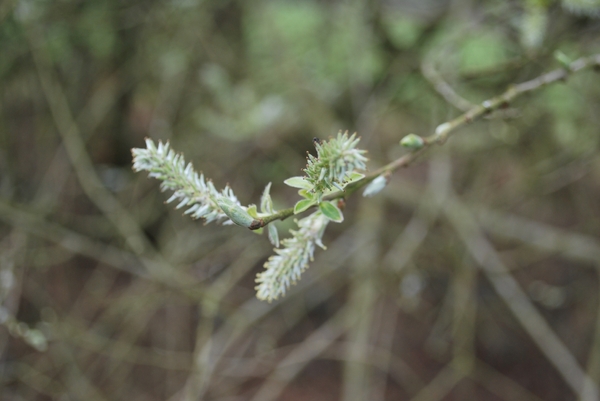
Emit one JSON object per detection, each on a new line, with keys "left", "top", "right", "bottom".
{"left": 581, "top": 270, "right": 600, "bottom": 401}
{"left": 0, "top": 200, "right": 145, "bottom": 277}
{"left": 385, "top": 177, "right": 600, "bottom": 399}
{"left": 251, "top": 53, "right": 600, "bottom": 230}
{"left": 249, "top": 307, "right": 347, "bottom": 401}
{"left": 475, "top": 207, "right": 600, "bottom": 265}
{"left": 172, "top": 228, "right": 365, "bottom": 400}
{"left": 24, "top": 25, "right": 193, "bottom": 288}
{"left": 444, "top": 192, "right": 598, "bottom": 400}
{"left": 421, "top": 60, "right": 475, "bottom": 112}
{"left": 342, "top": 200, "right": 382, "bottom": 401}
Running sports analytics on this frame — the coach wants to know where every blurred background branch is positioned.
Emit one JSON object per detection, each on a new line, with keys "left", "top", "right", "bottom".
{"left": 1, "top": 0, "right": 600, "bottom": 400}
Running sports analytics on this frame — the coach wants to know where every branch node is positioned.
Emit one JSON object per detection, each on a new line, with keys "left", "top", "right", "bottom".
{"left": 249, "top": 219, "right": 264, "bottom": 230}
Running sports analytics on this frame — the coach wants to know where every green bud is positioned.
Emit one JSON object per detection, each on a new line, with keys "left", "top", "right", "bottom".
{"left": 215, "top": 197, "right": 254, "bottom": 228}
{"left": 553, "top": 50, "right": 572, "bottom": 70}
{"left": 400, "top": 134, "right": 425, "bottom": 150}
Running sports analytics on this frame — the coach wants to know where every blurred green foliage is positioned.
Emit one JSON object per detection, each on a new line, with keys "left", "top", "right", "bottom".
{"left": 460, "top": 33, "right": 511, "bottom": 73}
{"left": 1, "top": 0, "right": 600, "bottom": 399}
{"left": 247, "top": 2, "right": 383, "bottom": 95}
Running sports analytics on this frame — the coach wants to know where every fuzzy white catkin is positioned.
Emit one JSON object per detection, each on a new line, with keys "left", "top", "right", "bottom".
{"left": 131, "top": 138, "right": 242, "bottom": 225}
{"left": 255, "top": 211, "right": 329, "bottom": 302}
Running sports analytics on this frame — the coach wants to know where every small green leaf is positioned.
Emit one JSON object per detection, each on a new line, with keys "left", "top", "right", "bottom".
{"left": 298, "top": 189, "right": 315, "bottom": 200}
{"left": 252, "top": 227, "right": 264, "bottom": 235}
{"left": 319, "top": 201, "right": 343, "bottom": 223}
{"left": 400, "top": 134, "right": 425, "bottom": 150}
{"left": 268, "top": 224, "right": 279, "bottom": 248}
{"left": 294, "top": 199, "right": 316, "bottom": 214}
{"left": 284, "top": 176, "right": 313, "bottom": 190}
{"left": 247, "top": 204, "right": 259, "bottom": 218}
{"left": 260, "top": 182, "right": 274, "bottom": 213}
{"left": 348, "top": 172, "right": 365, "bottom": 183}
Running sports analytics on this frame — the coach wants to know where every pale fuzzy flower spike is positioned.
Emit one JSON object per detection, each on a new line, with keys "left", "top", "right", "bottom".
{"left": 255, "top": 211, "right": 329, "bottom": 302}
{"left": 132, "top": 138, "right": 241, "bottom": 225}
{"left": 304, "top": 131, "right": 368, "bottom": 197}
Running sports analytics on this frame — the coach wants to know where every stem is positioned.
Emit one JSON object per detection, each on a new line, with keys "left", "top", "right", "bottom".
{"left": 249, "top": 53, "right": 600, "bottom": 230}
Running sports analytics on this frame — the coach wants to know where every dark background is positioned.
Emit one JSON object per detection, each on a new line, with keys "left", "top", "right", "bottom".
{"left": 1, "top": 0, "right": 600, "bottom": 400}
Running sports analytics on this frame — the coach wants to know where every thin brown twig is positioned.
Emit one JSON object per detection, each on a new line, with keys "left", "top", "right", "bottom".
{"left": 581, "top": 269, "right": 600, "bottom": 401}
{"left": 342, "top": 200, "right": 382, "bottom": 401}
{"left": 407, "top": 364, "right": 463, "bottom": 401}
{"left": 185, "top": 227, "right": 369, "bottom": 399}
{"left": 24, "top": 24, "right": 197, "bottom": 289}
{"left": 421, "top": 60, "right": 475, "bottom": 112}
{"left": 250, "top": 53, "right": 600, "bottom": 230}
{"left": 0, "top": 200, "right": 146, "bottom": 277}
{"left": 470, "top": 358, "right": 545, "bottom": 401}
{"left": 384, "top": 177, "right": 600, "bottom": 268}
{"left": 443, "top": 192, "right": 598, "bottom": 400}
{"left": 384, "top": 178, "right": 600, "bottom": 399}
{"left": 475, "top": 207, "right": 600, "bottom": 265}
{"left": 249, "top": 307, "right": 347, "bottom": 401}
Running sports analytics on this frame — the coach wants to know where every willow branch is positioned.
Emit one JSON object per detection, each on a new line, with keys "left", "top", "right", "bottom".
{"left": 249, "top": 53, "right": 600, "bottom": 230}
{"left": 421, "top": 60, "right": 474, "bottom": 112}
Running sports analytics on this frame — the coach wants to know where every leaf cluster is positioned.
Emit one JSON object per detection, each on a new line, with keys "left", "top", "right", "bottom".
{"left": 132, "top": 132, "right": 370, "bottom": 301}
{"left": 284, "top": 130, "right": 368, "bottom": 221}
